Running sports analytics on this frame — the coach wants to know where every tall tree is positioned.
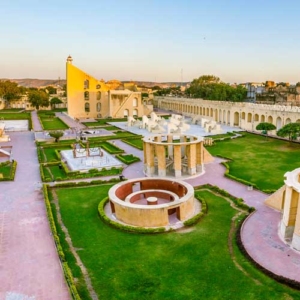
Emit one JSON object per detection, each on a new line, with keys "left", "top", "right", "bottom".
{"left": 186, "top": 75, "right": 247, "bottom": 101}
{"left": 50, "top": 97, "right": 62, "bottom": 109}
{"left": 28, "top": 89, "right": 49, "bottom": 110}
{"left": 277, "top": 123, "right": 300, "bottom": 140}
{"left": 45, "top": 86, "right": 57, "bottom": 94}
{"left": 0, "top": 80, "right": 23, "bottom": 102}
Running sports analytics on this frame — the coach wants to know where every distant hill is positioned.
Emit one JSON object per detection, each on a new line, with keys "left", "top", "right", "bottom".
{"left": 0, "top": 78, "right": 67, "bottom": 88}
{"left": 0, "top": 78, "right": 190, "bottom": 89}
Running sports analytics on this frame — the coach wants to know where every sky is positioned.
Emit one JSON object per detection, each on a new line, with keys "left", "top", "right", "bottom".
{"left": 1, "top": 0, "right": 300, "bottom": 83}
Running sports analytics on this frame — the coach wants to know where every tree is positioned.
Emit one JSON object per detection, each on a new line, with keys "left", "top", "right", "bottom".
{"left": 50, "top": 97, "right": 62, "bottom": 109}
{"left": 277, "top": 123, "right": 300, "bottom": 140}
{"left": 28, "top": 89, "right": 49, "bottom": 109}
{"left": 45, "top": 86, "right": 57, "bottom": 94}
{"left": 0, "top": 80, "right": 24, "bottom": 102}
{"left": 256, "top": 122, "right": 276, "bottom": 135}
{"left": 186, "top": 75, "right": 247, "bottom": 101}
{"left": 62, "top": 84, "right": 67, "bottom": 97}
{"left": 49, "top": 131, "right": 64, "bottom": 142}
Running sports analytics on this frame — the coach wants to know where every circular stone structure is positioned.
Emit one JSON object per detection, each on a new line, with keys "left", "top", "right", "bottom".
{"left": 108, "top": 177, "right": 195, "bottom": 227}
{"left": 143, "top": 134, "right": 204, "bottom": 178}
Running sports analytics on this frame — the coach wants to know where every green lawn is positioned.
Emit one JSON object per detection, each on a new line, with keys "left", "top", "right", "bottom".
{"left": 205, "top": 132, "right": 235, "bottom": 140}
{"left": 52, "top": 186, "right": 299, "bottom": 299}
{"left": 40, "top": 117, "right": 69, "bottom": 130}
{"left": 208, "top": 132, "right": 300, "bottom": 191}
{"left": 41, "top": 146, "right": 72, "bottom": 162}
{"left": 115, "top": 154, "right": 140, "bottom": 164}
{"left": 0, "top": 111, "right": 31, "bottom": 120}
{"left": 38, "top": 111, "right": 69, "bottom": 130}
{"left": 121, "top": 137, "right": 143, "bottom": 150}
{"left": 0, "top": 161, "right": 13, "bottom": 178}
{"left": 83, "top": 118, "right": 127, "bottom": 127}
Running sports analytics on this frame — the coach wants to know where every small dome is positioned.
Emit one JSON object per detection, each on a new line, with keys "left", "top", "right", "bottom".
{"left": 67, "top": 55, "right": 73, "bottom": 62}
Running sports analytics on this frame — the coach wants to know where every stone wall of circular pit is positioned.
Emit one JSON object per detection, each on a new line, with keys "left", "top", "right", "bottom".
{"left": 108, "top": 177, "right": 195, "bottom": 227}
{"left": 143, "top": 134, "right": 204, "bottom": 178}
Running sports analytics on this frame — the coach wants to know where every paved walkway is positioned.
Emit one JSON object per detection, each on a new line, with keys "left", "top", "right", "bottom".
{"left": 55, "top": 112, "right": 86, "bottom": 130}
{"left": 0, "top": 132, "right": 70, "bottom": 299}
{"left": 122, "top": 149, "right": 300, "bottom": 282}
{"left": 31, "top": 111, "right": 43, "bottom": 131}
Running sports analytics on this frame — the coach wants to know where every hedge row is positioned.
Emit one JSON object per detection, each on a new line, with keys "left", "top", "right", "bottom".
{"left": 87, "top": 133, "right": 141, "bottom": 142}
{"left": 53, "top": 177, "right": 122, "bottom": 188}
{"left": 236, "top": 215, "right": 300, "bottom": 290}
{"left": 40, "top": 160, "right": 123, "bottom": 182}
{"left": 196, "top": 184, "right": 255, "bottom": 213}
{"left": 184, "top": 195, "right": 207, "bottom": 226}
{"left": 115, "top": 154, "right": 140, "bottom": 165}
{"left": 42, "top": 185, "right": 81, "bottom": 299}
{"left": 0, "top": 160, "right": 17, "bottom": 181}
{"left": 98, "top": 197, "right": 166, "bottom": 234}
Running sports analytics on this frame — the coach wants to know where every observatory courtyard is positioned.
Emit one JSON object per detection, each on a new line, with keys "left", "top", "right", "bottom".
{"left": 2, "top": 103, "right": 300, "bottom": 298}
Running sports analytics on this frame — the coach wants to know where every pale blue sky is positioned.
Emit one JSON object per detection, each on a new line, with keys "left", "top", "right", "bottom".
{"left": 1, "top": 0, "right": 300, "bottom": 83}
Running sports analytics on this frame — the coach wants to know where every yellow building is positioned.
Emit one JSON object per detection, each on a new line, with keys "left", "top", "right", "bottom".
{"left": 66, "top": 56, "right": 153, "bottom": 119}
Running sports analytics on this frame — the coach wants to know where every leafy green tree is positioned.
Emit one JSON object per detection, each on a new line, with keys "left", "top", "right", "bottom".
{"left": 45, "top": 86, "right": 57, "bottom": 94}
{"left": 0, "top": 80, "right": 24, "bottom": 102}
{"left": 186, "top": 75, "right": 246, "bottom": 101}
{"left": 256, "top": 122, "right": 276, "bottom": 135}
{"left": 49, "top": 130, "right": 64, "bottom": 142}
{"left": 277, "top": 123, "right": 300, "bottom": 140}
{"left": 28, "top": 89, "right": 49, "bottom": 110}
{"left": 62, "top": 84, "right": 67, "bottom": 97}
{"left": 50, "top": 97, "right": 62, "bottom": 109}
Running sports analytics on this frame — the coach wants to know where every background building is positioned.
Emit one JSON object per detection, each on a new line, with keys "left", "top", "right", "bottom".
{"left": 66, "top": 56, "right": 153, "bottom": 119}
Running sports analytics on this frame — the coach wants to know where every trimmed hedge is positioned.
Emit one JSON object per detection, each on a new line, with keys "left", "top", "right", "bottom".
{"left": 0, "top": 160, "right": 17, "bottom": 181}
{"left": 115, "top": 154, "right": 140, "bottom": 165}
{"left": 196, "top": 184, "right": 255, "bottom": 213}
{"left": 39, "top": 160, "right": 123, "bottom": 182}
{"left": 184, "top": 195, "right": 207, "bottom": 226}
{"left": 42, "top": 185, "right": 81, "bottom": 299}
{"left": 53, "top": 177, "right": 122, "bottom": 188}
{"left": 98, "top": 197, "right": 166, "bottom": 234}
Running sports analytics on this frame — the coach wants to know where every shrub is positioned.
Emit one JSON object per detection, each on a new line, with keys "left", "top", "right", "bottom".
{"left": 42, "top": 185, "right": 81, "bottom": 298}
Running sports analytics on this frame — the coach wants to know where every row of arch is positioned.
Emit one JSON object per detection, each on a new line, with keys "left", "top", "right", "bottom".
{"left": 160, "top": 100, "right": 300, "bottom": 130}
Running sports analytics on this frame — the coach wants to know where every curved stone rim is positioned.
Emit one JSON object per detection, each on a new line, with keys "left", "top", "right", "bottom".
{"left": 142, "top": 133, "right": 203, "bottom": 146}
{"left": 108, "top": 177, "right": 194, "bottom": 210}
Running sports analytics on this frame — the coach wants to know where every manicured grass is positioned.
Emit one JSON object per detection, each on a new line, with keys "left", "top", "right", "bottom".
{"left": 88, "top": 131, "right": 139, "bottom": 142}
{"left": 0, "top": 109, "right": 24, "bottom": 113}
{"left": 40, "top": 117, "right": 69, "bottom": 130}
{"left": 205, "top": 132, "right": 235, "bottom": 140}
{"left": 88, "top": 141, "right": 124, "bottom": 154}
{"left": 83, "top": 118, "right": 127, "bottom": 127}
{"left": 0, "top": 161, "right": 12, "bottom": 177}
{"left": 121, "top": 137, "right": 144, "bottom": 150}
{"left": 41, "top": 163, "right": 122, "bottom": 182}
{"left": 0, "top": 111, "right": 31, "bottom": 120}
{"left": 52, "top": 186, "right": 299, "bottom": 299}
{"left": 38, "top": 111, "right": 69, "bottom": 130}
{"left": 208, "top": 132, "right": 300, "bottom": 191}
{"left": 115, "top": 154, "right": 140, "bottom": 164}
{"left": 41, "top": 146, "right": 72, "bottom": 162}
